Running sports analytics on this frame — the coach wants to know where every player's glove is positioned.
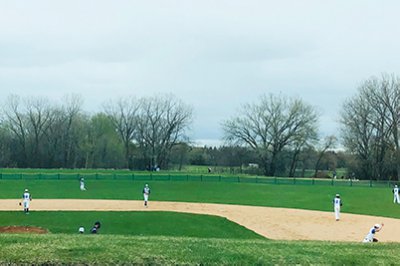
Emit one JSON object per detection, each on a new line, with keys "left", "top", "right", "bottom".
{"left": 19, "top": 202, "right": 21, "bottom": 206}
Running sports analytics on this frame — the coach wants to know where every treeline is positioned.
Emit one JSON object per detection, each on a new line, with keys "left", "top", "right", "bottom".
{"left": 0, "top": 94, "right": 192, "bottom": 170}
{"left": 2, "top": 74, "right": 400, "bottom": 180}
{"left": 0, "top": 93, "right": 345, "bottom": 177}
{"left": 181, "top": 146, "right": 348, "bottom": 177}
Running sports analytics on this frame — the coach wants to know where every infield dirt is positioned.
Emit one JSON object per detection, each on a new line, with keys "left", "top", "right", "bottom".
{"left": 0, "top": 226, "right": 47, "bottom": 234}
{"left": 0, "top": 199, "right": 399, "bottom": 242}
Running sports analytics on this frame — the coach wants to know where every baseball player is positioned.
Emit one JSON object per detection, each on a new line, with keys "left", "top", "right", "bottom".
{"left": 333, "top": 193, "right": 342, "bottom": 221}
{"left": 91, "top": 221, "right": 101, "bottom": 234}
{"left": 143, "top": 184, "right": 150, "bottom": 207}
{"left": 362, "top": 223, "right": 384, "bottom": 243}
{"left": 80, "top": 177, "right": 86, "bottom": 191}
{"left": 393, "top": 185, "right": 399, "bottom": 203}
{"left": 21, "top": 188, "right": 32, "bottom": 214}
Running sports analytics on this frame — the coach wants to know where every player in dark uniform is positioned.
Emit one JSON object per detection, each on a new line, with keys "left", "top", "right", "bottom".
{"left": 91, "top": 221, "right": 101, "bottom": 234}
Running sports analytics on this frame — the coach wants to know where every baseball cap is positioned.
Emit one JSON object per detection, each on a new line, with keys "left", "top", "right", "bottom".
{"left": 374, "top": 224, "right": 381, "bottom": 229}
{"left": 24, "top": 189, "right": 28, "bottom": 192}
{"left": 335, "top": 194, "right": 340, "bottom": 197}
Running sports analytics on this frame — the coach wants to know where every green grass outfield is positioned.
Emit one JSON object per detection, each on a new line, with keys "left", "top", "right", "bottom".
{"left": 0, "top": 179, "right": 397, "bottom": 218}
{"left": 2, "top": 178, "right": 400, "bottom": 264}
{"left": 0, "top": 167, "right": 394, "bottom": 195}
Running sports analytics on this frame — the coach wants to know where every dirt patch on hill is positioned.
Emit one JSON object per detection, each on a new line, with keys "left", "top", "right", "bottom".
{"left": 1, "top": 199, "right": 400, "bottom": 242}
{"left": 0, "top": 226, "right": 48, "bottom": 234}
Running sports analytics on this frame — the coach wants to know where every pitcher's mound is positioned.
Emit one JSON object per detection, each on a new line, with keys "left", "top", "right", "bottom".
{"left": 0, "top": 226, "right": 48, "bottom": 234}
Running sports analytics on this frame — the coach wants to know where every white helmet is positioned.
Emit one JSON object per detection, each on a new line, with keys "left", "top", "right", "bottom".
{"left": 374, "top": 224, "right": 381, "bottom": 229}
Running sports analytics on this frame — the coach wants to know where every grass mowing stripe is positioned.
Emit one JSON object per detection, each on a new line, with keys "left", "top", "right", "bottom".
{"left": 1, "top": 234, "right": 400, "bottom": 265}
{"left": 0, "top": 211, "right": 264, "bottom": 239}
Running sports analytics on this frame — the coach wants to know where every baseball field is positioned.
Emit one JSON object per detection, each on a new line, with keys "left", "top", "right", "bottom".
{"left": 1, "top": 176, "right": 400, "bottom": 264}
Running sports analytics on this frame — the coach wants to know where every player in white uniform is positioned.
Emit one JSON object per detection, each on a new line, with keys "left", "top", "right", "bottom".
{"left": 393, "top": 185, "right": 399, "bottom": 203}
{"left": 22, "top": 188, "right": 32, "bottom": 214}
{"left": 363, "top": 223, "right": 384, "bottom": 243}
{"left": 143, "top": 184, "right": 150, "bottom": 207}
{"left": 333, "top": 194, "right": 342, "bottom": 221}
{"left": 80, "top": 177, "right": 86, "bottom": 191}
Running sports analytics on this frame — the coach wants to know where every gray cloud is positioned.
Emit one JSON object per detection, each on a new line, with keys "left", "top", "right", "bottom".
{"left": 1, "top": 0, "right": 400, "bottom": 145}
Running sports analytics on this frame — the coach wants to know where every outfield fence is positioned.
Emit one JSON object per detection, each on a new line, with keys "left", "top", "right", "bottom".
{"left": 0, "top": 172, "right": 396, "bottom": 188}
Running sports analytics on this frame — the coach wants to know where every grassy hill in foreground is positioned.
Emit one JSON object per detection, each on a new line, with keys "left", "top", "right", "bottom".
{"left": 0, "top": 234, "right": 398, "bottom": 265}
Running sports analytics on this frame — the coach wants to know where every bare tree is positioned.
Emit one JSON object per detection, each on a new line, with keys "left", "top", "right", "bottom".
{"left": 104, "top": 97, "right": 141, "bottom": 169}
{"left": 59, "top": 94, "right": 84, "bottom": 167}
{"left": 340, "top": 74, "right": 400, "bottom": 180}
{"left": 313, "top": 135, "right": 337, "bottom": 177}
{"left": 2, "top": 95, "right": 56, "bottom": 167}
{"left": 222, "top": 93, "right": 319, "bottom": 176}
{"left": 136, "top": 95, "right": 193, "bottom": 169}
{"left": 370, "top": 76, "right": 400, "bottom": 180}
{"left": 288, "top": 135, "right": 317, "bottom": 177}
{"left": 25, "top": 97, "right": 55, "bottom": 167}
{"left": 2, "top": 95, "right": 29, "bottom": 166}
{"left": 0, "top": 125, "right": 13, "bottom": 166}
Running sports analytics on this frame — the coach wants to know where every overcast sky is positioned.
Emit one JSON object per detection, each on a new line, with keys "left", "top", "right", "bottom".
{"left": 1, "top": 1, "right": 399, "bottom": 146}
